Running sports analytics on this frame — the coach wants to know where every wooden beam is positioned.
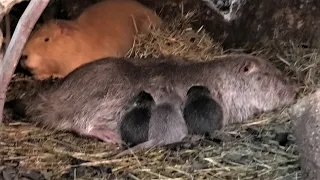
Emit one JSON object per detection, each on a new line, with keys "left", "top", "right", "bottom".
{"left": 0, "top": 0, "right": 50, "bottom": 123}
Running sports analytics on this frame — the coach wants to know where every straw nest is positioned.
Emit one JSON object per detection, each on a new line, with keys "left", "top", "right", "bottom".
{"left": 1, "top": 5, "right": 320, "bottom": 180}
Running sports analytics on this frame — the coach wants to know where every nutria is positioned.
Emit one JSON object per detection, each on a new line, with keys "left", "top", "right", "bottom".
{"left": 6, "top": 54, "right": 298, "bottom": 144}
{"left": 119, "top": 91, "right": 155, "bottom": 148}
{"left": 20, "top": 0, "right": 162, "bottom": 80}
{"left": 183, "top": 85, "right": 223, "bottom": 137}
{"left": 116, "top": 87, "right": 188, "bottom": 157}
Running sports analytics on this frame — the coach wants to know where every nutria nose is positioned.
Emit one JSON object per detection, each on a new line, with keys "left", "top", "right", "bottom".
{"left": 20, "top": 55, "right": 28, "bottom": 68}
{"left": 20, "top": 55, "right": 28, "bottom": 60}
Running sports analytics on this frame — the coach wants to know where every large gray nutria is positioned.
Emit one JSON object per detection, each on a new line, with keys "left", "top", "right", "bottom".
{"left": 6, "top": 54, "right": 298, "bottom": 144}
{"left": 116, "top": 87, "right": 188, "bottom": 156}
{"left": 119, "top": 91, "right": 155, "bottom": 148}
{"left": 183, "top": 85, "right": 223, "bottom": 137}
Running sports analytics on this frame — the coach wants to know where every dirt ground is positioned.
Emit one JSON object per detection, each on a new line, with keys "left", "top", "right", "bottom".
{"left": 1, "top": 0, "right": 320, "bottom": 179}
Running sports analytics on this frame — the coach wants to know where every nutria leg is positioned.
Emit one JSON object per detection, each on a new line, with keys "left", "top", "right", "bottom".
{"left": 84, "top": 127, "right": 122, "bottom": 145}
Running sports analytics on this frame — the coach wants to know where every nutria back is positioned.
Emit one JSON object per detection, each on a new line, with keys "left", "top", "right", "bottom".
{"left": 77, "top": 0, "right": 162, "bottom": 35}
{"left": 119, "top": 91, "right": 155, "bottom": 148}
{"left": 116, "top": 88, "right": 188, "bottom": 156}
{"left": 183, "top": 85, "right": 223, "bottom": 137}
{"left": 12, "top": 54, "right": 297, "bottom": 143}
{"left": 148, "top": 87, "right": 187, "bottom": 144}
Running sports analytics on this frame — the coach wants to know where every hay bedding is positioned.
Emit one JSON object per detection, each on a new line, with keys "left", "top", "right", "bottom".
{"left": 1, "top": 3, "right": 320, "bottom": 180}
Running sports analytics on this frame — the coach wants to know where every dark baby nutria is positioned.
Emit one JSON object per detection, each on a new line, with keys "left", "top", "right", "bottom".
{"left": 119, "top": 91, "right": 155, "bottom": 148}
{"left": 183, "top": 85, "right": 223, "bottom": 137}
{"left": 6, "top": 54, "right": 298, "bottom": 144}
{"left": 116, "top": 87, "right": 188, "bottom": 157}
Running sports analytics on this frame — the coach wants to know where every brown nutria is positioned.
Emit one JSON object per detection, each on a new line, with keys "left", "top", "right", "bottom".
{"left": 6, "top": 54, "right": 298, "bottom": 144}
{"left": 116, "top": 87, "right": 188, "bottom": 157}
{"left": 119, "top": 91, "right": 155, "bottom": 148}
{"left": 183, "top": 85, "right": 223, "bottom": 137}
{"left": 20, "top": 0, "right": 162, "bottom": 80}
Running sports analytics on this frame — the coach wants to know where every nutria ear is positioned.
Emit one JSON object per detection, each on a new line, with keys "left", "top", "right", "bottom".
{"left": 54, "top": 20, "right": 78, "bottom": 35}
{"left": 239, "top": 60, "right": 260, "bottom": 74}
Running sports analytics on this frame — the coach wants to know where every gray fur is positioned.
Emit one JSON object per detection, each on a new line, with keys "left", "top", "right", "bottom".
{"left": 12, "top": 54, "right": 297, "bottom": 143}
{"left": 148, "top": 87, "right": 188, "bottom": 145}
{"left": 116, "top": 87, "right": 188, "bottom": 157}
{"left": 119, "top": 91, "right": 155, "bottom": 148}
{"left": 183, "top": 85, "right": 223, "bottom": 137}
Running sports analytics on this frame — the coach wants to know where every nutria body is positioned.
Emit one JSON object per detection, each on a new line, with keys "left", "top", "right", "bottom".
{"left": 119, "top": 91, "right": 155, "bottom": 148}
{"left": 7, "top": 54, "right": 298, "bottom": 144}
{"left": 183, "top": 85, "right": 223, "bottom": 137}
{"left": 117, "top": 87, "right": 188, "bottom": 156}
{"left": 21, "top": 0, "right": 162, "bottom": 80}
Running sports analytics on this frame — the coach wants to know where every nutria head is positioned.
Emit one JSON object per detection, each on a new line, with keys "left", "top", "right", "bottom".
{"left": 215, "top": 55, "right": 298, "bottom": 123}
{"left": 20, "top": 19, "right": 108, "bottom": 80}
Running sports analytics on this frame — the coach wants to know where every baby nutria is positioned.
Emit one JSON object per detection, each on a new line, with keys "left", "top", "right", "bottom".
{"left": 20, "top": 0, "right": 162, "bottom": 80}
{"left": 6, "top": 54, "right": 298, "bottom": 144}
{"left": 116, "top": 87, "right": 188, "bottom": 157}
{"left": 119, "top": 91, "right": 155, "bottom": 148}
{"left": 183, "top": 85, "right": 223, "bottom": 137}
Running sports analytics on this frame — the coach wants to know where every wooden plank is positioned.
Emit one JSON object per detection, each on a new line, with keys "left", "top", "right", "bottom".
{"left": 0, "top": 0, "right": 50, "bottom": 123}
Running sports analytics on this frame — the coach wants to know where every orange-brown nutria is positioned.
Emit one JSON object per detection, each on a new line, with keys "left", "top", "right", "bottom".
{"left": 21, "top": 0, "right": 162, "bottom": 80}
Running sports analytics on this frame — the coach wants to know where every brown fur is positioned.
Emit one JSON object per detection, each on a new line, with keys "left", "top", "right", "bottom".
{"left": 11, "top": 54, "right": 298, "bottom": 143}
{"left": 21, "top": 0, "right": 162, "bottom": 80}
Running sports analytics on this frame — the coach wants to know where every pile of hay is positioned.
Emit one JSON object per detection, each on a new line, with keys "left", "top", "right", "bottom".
{"left": 126, "top": 14, "right": 223, "bottom": 60}
{"left": 2, "top": 6, "right": 320, "bottom": 180}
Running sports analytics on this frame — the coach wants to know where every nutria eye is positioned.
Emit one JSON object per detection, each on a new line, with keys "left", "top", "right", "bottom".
{"left": 44, "top": 38, "right": 49, "bottom": 42}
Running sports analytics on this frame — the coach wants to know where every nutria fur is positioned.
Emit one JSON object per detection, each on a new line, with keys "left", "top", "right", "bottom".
{"left": 7, "top": 54, "right": 298, "bottom": 144}
{"left": 21, "top": 0, "right": 162, "bottom": 80}
{"left": 289, "top": 90, "right": 320, "bottom": 180}
{"left": 183, "top": 85, "right": 223, "bottom": 137}
{"left": 116, "top": 87, "right": 188, "bottom": 157}
{"left": 119, "top": 91, "right": 155, "bottom": 148}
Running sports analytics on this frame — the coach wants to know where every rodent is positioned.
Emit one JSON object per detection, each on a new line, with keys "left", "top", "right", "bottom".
{"left": 183, "top": 85, "right": 223, "bottom": 137}
{"left": 116, "top": 87, "right": 188, "bottom": 157}
{"left": 119, "top": 91, "right": 155, "bottom": 148}
{"left": 6, "top": 54, "right": 298, "bottom": 144}
{"left": 20, "top": 0, "right": 162, "bottom": 80}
